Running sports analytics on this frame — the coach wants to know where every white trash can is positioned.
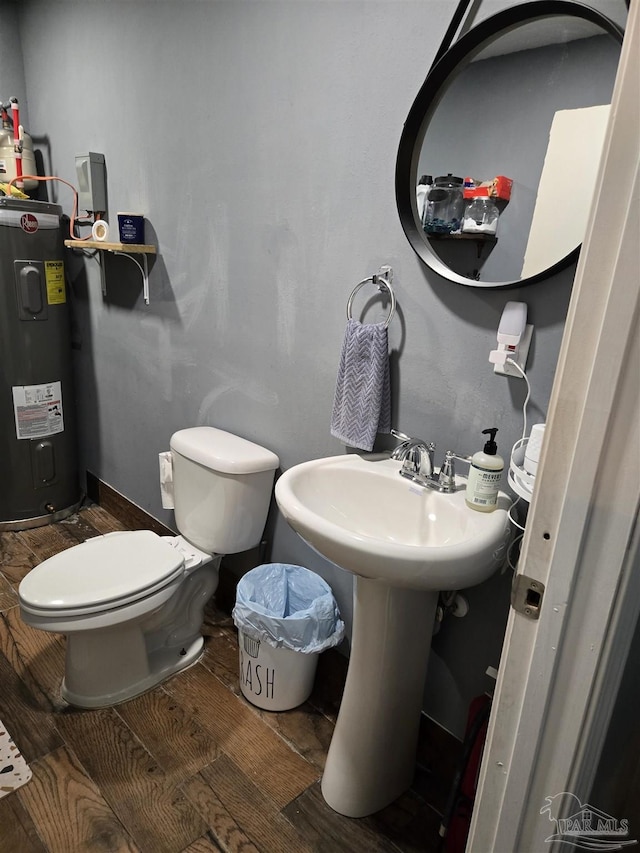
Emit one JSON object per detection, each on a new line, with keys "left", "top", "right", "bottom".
{"left": 233, "top": 563, "right": 344, "bottom": 712}
{"left": 238, "top": 629, "right": 319, "bottom": 711}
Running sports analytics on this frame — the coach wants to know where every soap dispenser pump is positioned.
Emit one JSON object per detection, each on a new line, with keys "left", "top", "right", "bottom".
{"left": 465, "top": 428, "right": 504, "bottom": 512}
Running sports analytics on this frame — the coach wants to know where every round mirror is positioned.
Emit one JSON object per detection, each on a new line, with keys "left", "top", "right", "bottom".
{"left": 396, "top": 1, "right": 624, "bottom": 288}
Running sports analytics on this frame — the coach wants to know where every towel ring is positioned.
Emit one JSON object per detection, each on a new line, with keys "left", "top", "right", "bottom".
{"left": 346, "top": 275, "right": 396, "bottom": 329}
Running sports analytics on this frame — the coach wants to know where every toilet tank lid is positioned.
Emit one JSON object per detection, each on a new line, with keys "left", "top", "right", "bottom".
{"left": 170, "top": 427, "right": 279, "bottom": 474}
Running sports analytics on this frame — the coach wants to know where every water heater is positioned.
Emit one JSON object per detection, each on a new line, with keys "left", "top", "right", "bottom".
{"left": 0, "top": 197, "right": 80, "bottom": 529}
{"left": 0, "top": 126, "right": 37, "bottom": 190}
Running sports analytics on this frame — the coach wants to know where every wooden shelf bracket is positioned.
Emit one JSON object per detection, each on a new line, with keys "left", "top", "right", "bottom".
{"left": 64, "top": 240, "right": 157, "bottom": 304}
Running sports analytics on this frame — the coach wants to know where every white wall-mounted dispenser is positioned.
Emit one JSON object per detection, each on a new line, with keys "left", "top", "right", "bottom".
{"left": 489, "top": 300, "right": 533, "bottom": 377}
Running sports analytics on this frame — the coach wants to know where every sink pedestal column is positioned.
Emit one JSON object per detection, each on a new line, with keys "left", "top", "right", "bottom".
{"left": 321, "top": 576, "right": 438, "bottom": 817}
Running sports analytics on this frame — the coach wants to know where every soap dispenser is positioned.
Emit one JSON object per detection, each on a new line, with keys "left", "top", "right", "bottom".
{"left": 465, "top": 428, "right": 504, "bottom": 512}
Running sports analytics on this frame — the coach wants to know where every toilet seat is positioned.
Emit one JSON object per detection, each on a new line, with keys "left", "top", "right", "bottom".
{"left": 19, "top": 530, "right": 185, "bottom": 618}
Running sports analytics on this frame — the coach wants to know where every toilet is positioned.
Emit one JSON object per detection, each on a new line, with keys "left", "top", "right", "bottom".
{"left": 18, "top": 426, "right": 279, "bottom": 709}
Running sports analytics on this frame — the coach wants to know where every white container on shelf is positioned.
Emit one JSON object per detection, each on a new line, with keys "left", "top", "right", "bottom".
{"left": 462, "top": 190, "right": 499, "bottom": 235}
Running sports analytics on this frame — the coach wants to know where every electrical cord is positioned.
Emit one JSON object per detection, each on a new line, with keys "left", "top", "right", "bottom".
{"left": 508, "top": 498, "right": 525, "bottom": 532}
{"left": 507, "top": 532, "right": 524, "bottom": 571}
{"left": 503, "top": 357, "right": 533, "bottom": 568}
{"left": 505, "top": 357, "right": 531, "bottom": 440}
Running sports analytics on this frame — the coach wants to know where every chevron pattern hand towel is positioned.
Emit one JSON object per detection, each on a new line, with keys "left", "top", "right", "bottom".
{"left": 330, "top": 318, "right": 391, "bottom": 451}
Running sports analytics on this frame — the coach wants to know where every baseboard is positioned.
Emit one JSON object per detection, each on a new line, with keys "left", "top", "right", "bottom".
{"left": 85, "top": 471, "right": 175, "bottom": 537}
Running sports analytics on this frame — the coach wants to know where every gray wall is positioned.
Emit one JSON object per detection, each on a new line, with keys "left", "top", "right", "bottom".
{"left": 10, "top": 0, "right": 627, "bottom": 738}
{"left": 0, "top": 2, "right": 28, "bottom": 126}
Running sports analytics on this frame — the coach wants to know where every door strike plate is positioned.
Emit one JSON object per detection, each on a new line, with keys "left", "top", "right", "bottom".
{"left": 511, "top": 574, "right": 545, "bottom": 620}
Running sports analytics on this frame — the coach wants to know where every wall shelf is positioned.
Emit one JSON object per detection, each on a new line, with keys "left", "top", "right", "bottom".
{"left": 425, "top": 231, "right": 497, "bottom": 261}
{"left": 64, "top": 240, "right": 157, "bottom": 304}
{"left": 425, "top": 232, "right": 497, "bottom": 242}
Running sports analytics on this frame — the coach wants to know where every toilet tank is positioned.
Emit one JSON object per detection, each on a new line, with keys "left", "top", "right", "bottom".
{"left": 169, "top": 427, "right": 279, "bottom": 555}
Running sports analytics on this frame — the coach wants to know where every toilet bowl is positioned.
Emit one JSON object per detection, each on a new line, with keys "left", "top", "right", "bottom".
{"left": 18, "top": 427, "right": 279, "bottom": 709}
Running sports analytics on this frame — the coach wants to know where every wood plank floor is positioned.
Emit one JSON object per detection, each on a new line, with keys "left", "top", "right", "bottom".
{"left": 0, "top": 505, "right": 455, "bottom": 853}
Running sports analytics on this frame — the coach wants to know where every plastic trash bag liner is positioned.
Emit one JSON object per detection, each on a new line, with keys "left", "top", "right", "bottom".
{"left": 232, "top": 563, "right": 345, "bottom": 654}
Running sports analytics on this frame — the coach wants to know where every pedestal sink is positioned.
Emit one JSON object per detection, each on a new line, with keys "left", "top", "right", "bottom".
{"left": 275, "top": 453, "right": 510, "bottom": 818}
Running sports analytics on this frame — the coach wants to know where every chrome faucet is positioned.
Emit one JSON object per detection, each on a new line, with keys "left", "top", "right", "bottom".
{"left": 390, "top": 430, "right": 435, "bottom": 478}
{"left": 390, "top": 430, "right": 470, "bottom": 493}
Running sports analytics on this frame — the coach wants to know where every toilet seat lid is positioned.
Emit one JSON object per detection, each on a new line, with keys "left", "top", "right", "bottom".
{"left": 19, "top": 530, "right": 185, "bottom": 612}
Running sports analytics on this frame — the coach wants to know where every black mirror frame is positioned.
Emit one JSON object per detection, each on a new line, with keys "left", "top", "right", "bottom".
{"left": 395, "top": 0, "right": 625, "bottom": 289}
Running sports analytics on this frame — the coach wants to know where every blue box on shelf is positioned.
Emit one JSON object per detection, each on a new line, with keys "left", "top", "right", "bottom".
{"left": 117, "top": 212, "right": 144, "bottom": 244}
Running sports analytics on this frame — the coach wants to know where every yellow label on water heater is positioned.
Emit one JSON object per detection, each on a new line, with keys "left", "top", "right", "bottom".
{"left": 45, "top": 260, "right": 66, "bottom": 304}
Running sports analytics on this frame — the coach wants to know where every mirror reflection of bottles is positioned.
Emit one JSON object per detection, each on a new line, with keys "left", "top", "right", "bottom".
{"left": 423, "top": 174, "right": 464, "bottom": 234}
{"left": 416, "top": 175, "right": 433, "bottom": 223}
{"left": 462, "top": 189, "right": 500, "bottom": 236}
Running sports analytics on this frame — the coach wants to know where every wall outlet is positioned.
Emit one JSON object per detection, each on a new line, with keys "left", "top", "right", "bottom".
{"left": 493, "top": 323, "right": 533, "bottom": 377}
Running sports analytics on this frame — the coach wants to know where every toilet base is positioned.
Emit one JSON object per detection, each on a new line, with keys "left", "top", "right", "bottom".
{"left": 49, "top": 550, "right": 220, "bottom": 709}
{"left": 62, "top": 634, "right": 205, "bottom": 709}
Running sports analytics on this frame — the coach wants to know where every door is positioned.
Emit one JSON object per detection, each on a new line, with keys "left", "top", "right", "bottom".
{"left": 468, "top": 2, "right": 640, "bottom": 850}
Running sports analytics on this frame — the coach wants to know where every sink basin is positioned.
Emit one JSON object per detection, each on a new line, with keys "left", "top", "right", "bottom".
{"left": 275, "top": 452, "right": 511, "bottom": 819}
{"left": 275, "top": 453, "right": 510, "bottom": 590}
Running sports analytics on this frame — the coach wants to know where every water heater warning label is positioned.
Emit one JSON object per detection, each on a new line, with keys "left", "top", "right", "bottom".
{"left": 13, "top": 382, "right": 64, "bottom": 439}
{"left": 45, "top": 261, "right": 66, "bottom": 304}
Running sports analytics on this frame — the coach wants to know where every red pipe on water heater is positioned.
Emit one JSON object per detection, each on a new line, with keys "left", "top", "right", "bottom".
{"left": 10, "top": 98, "right": 22, "bottom": 187}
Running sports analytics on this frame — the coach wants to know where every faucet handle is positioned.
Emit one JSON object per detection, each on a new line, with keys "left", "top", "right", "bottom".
{"left": 447, "top": 451, "right": 471, "bottom": 464}
{"left": 391, "top": 429, "right": 412, "bottom": 443}
{"left": 438, "top": 451, "right": 457, "bottom": 490}
{"left": 438, "top": 451, "right": 471, "bottom": 491}
{"left": 391, "top": 430, "right": 435, "bottom": 450}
